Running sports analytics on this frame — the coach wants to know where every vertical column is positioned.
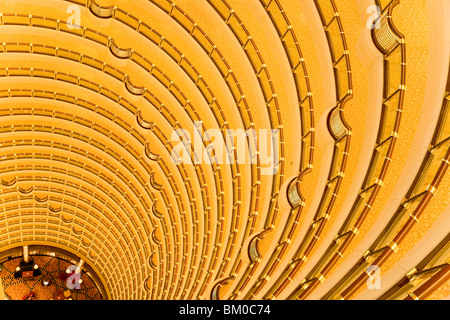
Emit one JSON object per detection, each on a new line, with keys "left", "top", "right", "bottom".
{"left": 23, "top": 246, "right": 29, "bottom": 263}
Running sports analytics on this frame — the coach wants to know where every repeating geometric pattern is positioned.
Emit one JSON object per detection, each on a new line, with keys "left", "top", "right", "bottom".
{"left": 0, "top": 0, "right": 449, "bottom": 300}
{"left": 0, "top": 256, "right": 102, "bottom": 300}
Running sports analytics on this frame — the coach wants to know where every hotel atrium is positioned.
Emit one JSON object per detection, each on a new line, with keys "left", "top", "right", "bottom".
{"left": 0, "top": 0, "right": 449, "bottom": 300}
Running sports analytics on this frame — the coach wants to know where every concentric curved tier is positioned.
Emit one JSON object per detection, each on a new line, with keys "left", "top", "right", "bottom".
{"left": 0, "top": 0, "right": 449, "bottom": 300}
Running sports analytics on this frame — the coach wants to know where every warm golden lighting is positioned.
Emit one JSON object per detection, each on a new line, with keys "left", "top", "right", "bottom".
{"left": 0, "top": 0, "right": 448, "bottom": 302}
